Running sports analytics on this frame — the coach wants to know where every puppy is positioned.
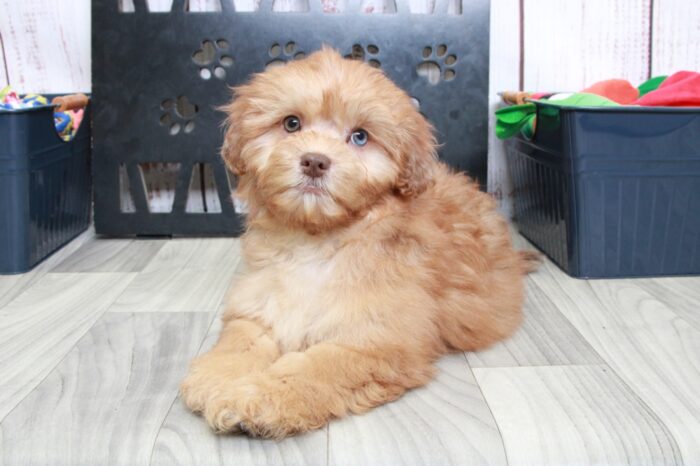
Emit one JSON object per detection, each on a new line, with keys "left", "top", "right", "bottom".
{"left": 181, "top": 47, "right": 536, "bottom": 438}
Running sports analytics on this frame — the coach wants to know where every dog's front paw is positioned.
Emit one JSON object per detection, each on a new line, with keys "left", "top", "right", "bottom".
{"left": 202, "top": 376, "right": 326, "bottom": 438}
{"left": 202, "top": 380, "right": 259, "bottom": 435}
{"left": 180, "top": 368, "right": 219, "bottom": 414}
{"left": 180, "top": 352, "right": 248, "bottom": 414}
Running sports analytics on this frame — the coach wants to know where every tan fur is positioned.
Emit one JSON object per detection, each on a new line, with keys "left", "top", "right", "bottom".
{"left": 181, "top": 48, "right": 534, "bottom": 438}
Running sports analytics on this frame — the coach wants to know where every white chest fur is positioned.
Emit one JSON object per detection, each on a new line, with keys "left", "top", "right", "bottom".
{"left": 229, "top": 243, "right": 347, "bottom": 352}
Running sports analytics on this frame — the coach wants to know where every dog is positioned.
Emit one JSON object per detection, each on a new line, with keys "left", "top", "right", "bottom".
{"left": 181, "top": 47, "right": 537, "bottom": 438}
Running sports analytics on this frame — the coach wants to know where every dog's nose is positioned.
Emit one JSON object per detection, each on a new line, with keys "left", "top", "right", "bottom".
{"left": 300, "top": 153, "right": 331, "bottom": 178}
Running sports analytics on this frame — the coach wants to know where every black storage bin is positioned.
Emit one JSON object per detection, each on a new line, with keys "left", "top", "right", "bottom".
{"left": 0, "top": 102, "right": 91, "bottom": 274}
{"left": 91, "top": 0, "right": 490, "bottom": 236}
{"left": 507, "top": 101, "right": 700, "bottom": 278}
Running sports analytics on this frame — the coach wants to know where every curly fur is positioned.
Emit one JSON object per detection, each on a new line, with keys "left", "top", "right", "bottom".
{"left": 181, "top": 47, "right": 535, "bottom": 438}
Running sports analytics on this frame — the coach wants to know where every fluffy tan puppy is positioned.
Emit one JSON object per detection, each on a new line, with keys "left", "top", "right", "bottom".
{"left": 181, "top": 47, "right": 536, "bottom": 438}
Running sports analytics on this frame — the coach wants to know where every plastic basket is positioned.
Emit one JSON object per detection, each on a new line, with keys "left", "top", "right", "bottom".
{"left": 507, "top": 101, "right": 700, "bottom": 278}
{"left": 0, "top": 101, "right": 91, "bottom": 274}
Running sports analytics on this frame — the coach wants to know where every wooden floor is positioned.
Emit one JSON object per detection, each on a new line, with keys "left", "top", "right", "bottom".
{"left": 1, "top": 229, "right": 699, "bottom": 466}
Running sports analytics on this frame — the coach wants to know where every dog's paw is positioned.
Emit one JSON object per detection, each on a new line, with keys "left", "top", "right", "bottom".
{"left": 201, "top": 376, "right": 324, "bottom": 439}
{"left": 201, "top": 379, "right": 268, "bottom": 436}
{"left": 202, "top": 379, "right": 280, "bottom": 437}
{"left": 180, "top": 369, "right": 218, "bottom": 414}
{"left": 180, "top": 352, "right": 247, "bottom": 414}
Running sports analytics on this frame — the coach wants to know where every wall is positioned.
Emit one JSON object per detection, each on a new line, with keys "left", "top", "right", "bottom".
{"left": 0, "top": 0, "right": 91, "bottom": 93}
{"left": 1, "top": 0, "right": 698, "bottom": 215}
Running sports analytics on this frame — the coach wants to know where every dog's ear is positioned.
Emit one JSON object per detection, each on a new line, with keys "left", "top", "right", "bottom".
{"left": 221, "top": 93, "right": 249, "bottom": 176}
{"left": 396, "top": 112, "right": 438, "bottom": 197}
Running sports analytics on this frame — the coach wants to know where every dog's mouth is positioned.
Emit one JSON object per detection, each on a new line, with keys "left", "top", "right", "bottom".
{"left": 301, "top": 186, "right": 324, "bottom": 195}
{"left": 298, "top": 178, "right": 328, "bottom": 196}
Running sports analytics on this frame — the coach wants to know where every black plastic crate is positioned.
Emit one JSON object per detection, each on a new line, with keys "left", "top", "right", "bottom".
{"left": 91, "top": 0, "right": 490, "bottom": 236}
{"left": 507, "top": 101, "right": 700, "bottom": 278}
{"left": 0, "top": 102, "right": 92, "bottom": 274}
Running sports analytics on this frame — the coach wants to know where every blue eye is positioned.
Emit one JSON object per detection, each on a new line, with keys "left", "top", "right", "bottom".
{"left": 283, "top": 115, "right": 301, "bottom": 132}
{"left": 350, "top": 129, "right": 369, "bottom": 146}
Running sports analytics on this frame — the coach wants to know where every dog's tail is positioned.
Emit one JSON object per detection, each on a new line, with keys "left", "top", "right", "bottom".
{"left": 519, "top": 250, "right": 543, "bottom": 274}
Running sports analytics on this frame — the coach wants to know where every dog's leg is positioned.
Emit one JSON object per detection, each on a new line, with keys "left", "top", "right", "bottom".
{"left": 181, "top": 318, "right": 280, "bottom": 414}
{"left": 202, "top": 343, "right": 435, "bottom": 438}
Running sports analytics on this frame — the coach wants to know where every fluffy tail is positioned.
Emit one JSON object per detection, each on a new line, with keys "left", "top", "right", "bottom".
{"left": 519, "top": 250, "right": 542, "bottom": 274}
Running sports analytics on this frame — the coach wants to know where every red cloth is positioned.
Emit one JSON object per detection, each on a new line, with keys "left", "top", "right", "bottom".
{"left": 635, "top": 71, "right": 700, "bottom": 107}
{"left": 581, "top": 79, "right": 639, "bottom": 104}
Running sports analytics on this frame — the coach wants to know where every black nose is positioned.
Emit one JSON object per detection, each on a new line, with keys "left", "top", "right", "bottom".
{"left": 300, "top": 153, "right": 331, "bottom": 178}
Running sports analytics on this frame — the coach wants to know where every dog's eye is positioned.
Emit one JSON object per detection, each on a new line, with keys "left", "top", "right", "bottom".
{"left": 283, "top": 115, "right": 301, "bottom": 133}
{"left": 349, "top": 129, "right": 368, "bottom": 147}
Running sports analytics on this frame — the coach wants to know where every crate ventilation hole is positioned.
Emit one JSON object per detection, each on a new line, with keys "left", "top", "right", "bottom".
{"left": 160, "top": 96, "right": 199, "bottom": 135}
{"left": 417, "top": 44, "right": 456, "bottom": 85}
{"left": 344, "top": 43, "right": 380, "bottom": 68}
{"left": 193, "top": 39, "right": 233, "bottom": 80}
{"left": 119, "top": 162, "right": 230, "bottom": 213}
{"left": 266, "top": 42, "right": 306, "bottom": 69}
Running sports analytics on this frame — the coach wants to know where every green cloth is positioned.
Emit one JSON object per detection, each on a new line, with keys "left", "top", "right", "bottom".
{"left": 494, "top": 94, "right": 620, "bottom": 140}
{"left": 521, "top": 115, "right": 536, "bottom": 139}
{"left": 494, "top": 77, "right": 667, "bottom": 140}
{"left": 637, "top": 75, "right": 667, "bottom": 97}
{"left": 542, "top": 93, "right": 620, "bottom": 107}
{"left": 495, "top": 103, "right": 536, "bottom": 139}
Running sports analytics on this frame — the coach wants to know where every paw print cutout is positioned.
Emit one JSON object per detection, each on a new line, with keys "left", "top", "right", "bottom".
{"left": 417, "top": 44, "right": 457, "bottom": 85}
{"left": 266, "top": 42, "right": 306, "bottom": 69}
{"left": 192, "top": 39, "right": 234, "bottom": 80}
{"left": 344, "top": 44, "right": 381, "bottom": 68}
{"left": 159, "top": 96, "right": 199, "bottom": 136}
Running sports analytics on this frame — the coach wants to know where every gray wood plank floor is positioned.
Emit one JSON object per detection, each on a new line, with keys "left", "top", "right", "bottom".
{"left": 328, "top": 354, "right": 507, "bottom": 466}
{"left": 0, "top": 272, "right": 136, "bottom": 422}
{"left": 474, "top": 365, "right": 682, "bottom": 465}
{"left": 0, "top": 231, "right": 699, "bottom": 465}
{"left": 1, "top": 312, "right": 212, "bottom": 466}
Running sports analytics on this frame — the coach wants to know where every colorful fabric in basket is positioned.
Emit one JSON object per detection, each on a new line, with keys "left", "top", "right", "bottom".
{"left": 637, "top": 75, "right": 667, "bottom": 97}
{"left": 496, "top": 72, "right": 700, "bottom": 139}
{"left": 0, "top": 86, "right": 84, "bottom": 141}
{"left": 581, "top": 79, "right": 639, "bottom": 104}
{"left": 635, "top": 71, "right": 700, "bottom": 107}
{"left": 495, "top": 93, "right": 619, "bottom": 140}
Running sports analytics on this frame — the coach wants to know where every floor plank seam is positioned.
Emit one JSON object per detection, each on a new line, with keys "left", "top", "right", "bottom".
{"left": 148, "top": 311, "right": 218, "bottom": 466}
{"left": 461, "top": 352, "right": 510, "bottom": 466}
{"left": 605, "top": 368, "right": 685, "bottom": 465}
{"left": 104, "top": 261, "right": 242, "bottom": 314}
{"left": 468, "top": 362, "right": 609, "bottom": 370}
{"left": 51, "top": 270, "right": 145, "bottom": 275}
{"left": 530, "top": 267, "right": 692, "bottom": 464}
{"left": 573, "top": 349, "right": 686, "bottom": 464}
{"left": 148, "top": 388, "right": 183, "bottom": 466}
{"left": 526, "top": 277, "right": 609, "bottom": 366}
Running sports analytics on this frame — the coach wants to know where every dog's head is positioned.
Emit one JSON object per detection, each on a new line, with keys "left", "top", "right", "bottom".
{"left": 222, "top": 47, "right": 437, "bottom": 233}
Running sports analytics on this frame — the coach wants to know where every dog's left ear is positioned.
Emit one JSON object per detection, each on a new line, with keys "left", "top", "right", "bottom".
{"left": 396, "top": 113, "right": 438, "bottom": 197}
{"left": 221, "top": 91, "right": 249, "bottom": 176}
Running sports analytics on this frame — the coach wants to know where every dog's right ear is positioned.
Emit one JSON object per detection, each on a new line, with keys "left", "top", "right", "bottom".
{"left": 396, "top": 111, "right": 438, "bottom": 197}
{"left": 221, "top": 95, "right": 248, "bottom": 176}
